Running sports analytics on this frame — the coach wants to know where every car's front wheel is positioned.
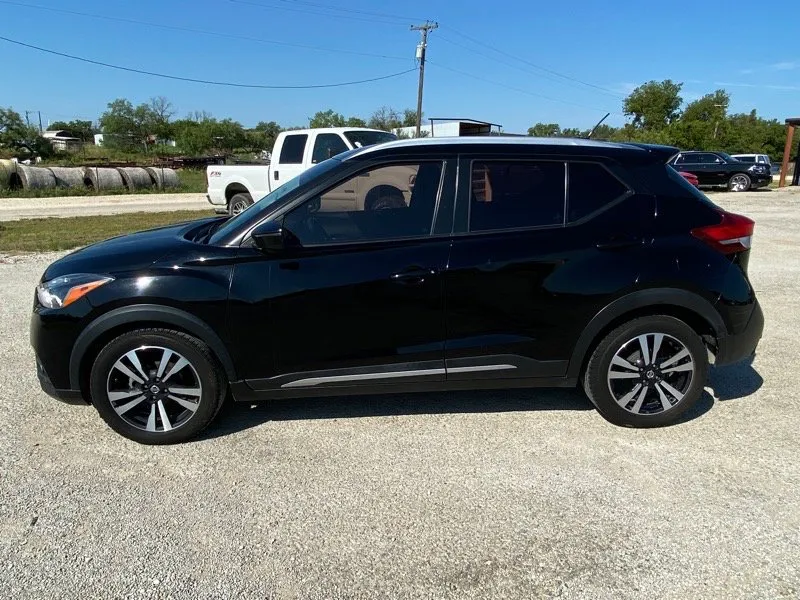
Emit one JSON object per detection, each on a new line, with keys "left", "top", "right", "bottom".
{"left": 583, "top": 316, "right": 708, "bottom": 427}
{"left": 728, "top": 173, "right": 751, "bottom": 192}
{"left": 89, "top": 329, "right": 226, "bottom": 444}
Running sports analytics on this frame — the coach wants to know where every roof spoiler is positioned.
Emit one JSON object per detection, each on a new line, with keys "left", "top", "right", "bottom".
{"left": 624, "top": 142, "right": 680, "bottom": 162}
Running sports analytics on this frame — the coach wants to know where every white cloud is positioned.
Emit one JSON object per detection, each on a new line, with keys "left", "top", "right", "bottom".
{"left": 739, "top": 68, "right": 755, "bottom": 75}
{"left": 770, "top": 61, "right": 797, "bottom": 71}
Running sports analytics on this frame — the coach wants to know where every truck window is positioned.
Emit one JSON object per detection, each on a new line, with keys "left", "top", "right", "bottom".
{"left": 312, "top": 134, "right": 349, "bottom": 163}
{"left": 279, "top": 134, "right": 308, "bottom": 164}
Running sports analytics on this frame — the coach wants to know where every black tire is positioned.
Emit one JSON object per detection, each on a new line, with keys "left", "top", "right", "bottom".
{"left": 365, "top": 185, "right": 405, "bottom": 210}
{"left": 228, "top": 192, "right": 253, "bottom": 216}
{"left": 89, "top": 328, "right": 226, "bottom": 444}
{"left": 583, "top": 316, "right": 708, "bottom": 428}
{"left": 727, "top": 173, "right": 751, "bottom": 192}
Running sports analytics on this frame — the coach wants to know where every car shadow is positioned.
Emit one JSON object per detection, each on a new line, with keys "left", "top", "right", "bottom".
{"left": 199, "top": 359, "right": 764, "bottom": 440}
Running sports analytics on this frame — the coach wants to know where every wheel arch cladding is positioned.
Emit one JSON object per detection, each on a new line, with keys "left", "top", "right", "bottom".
{"left": 70, "top": 304, "right": 237, "bottom": 392}
{"left": 567, "top": 288, "right": 726, "bottom": 379}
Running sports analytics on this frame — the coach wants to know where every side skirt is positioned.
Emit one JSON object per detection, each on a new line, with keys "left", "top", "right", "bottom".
{"left": 229, "top": 376, "right": 578, "bottom": 403}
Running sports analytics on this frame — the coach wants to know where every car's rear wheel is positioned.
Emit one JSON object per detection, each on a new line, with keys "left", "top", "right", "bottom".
{"left": 89, "top": 329, "right": 226, "bottom": 444}
{"left": 728, "top": 173, "right": 751, "bottom": 192}
{"left": 365, "top": 185, "right": 405, "bottom": 210}
{"left": 583, "top": 316, "right": 708, "bottom": 427}
{"left": 228, "top": 192, "right": 253, "bottom": 216}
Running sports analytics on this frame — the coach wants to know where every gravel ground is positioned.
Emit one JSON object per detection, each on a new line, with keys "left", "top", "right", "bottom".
{"left": 1, "top": 189, "right": 799, "bottom": 599}
{"left": 0, "top": 193, "right": 211, "bottom": 221}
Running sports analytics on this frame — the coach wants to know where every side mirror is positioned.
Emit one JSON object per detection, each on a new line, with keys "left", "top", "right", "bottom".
{"left": 251, "top": 220, "right": 285, "bottom": 253}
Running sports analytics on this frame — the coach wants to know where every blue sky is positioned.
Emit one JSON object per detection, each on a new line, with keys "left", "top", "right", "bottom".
{"left": 1, "top": 0, "right": 797, "bottom": 133}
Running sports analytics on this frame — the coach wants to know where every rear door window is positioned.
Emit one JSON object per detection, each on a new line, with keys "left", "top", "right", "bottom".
{"left": 469, "top": 161, "right": 565, "bottom": 232}
{"left": 567, "top": 162, "right": 630, "bottom": 222}
{"left": 312, "top": 133, "right": 349, "bottom": 164}
{"left": 279, "top": 134, "right": 308, "bottom": 164}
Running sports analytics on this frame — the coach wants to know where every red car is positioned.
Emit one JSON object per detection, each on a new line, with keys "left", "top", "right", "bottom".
{"left": 679, "top": 171, "right": 699, "bottom": 187}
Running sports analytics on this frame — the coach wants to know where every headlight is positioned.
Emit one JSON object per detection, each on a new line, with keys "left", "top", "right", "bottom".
{"left": 36, "top": 274, "right": 113, "bottom": 309}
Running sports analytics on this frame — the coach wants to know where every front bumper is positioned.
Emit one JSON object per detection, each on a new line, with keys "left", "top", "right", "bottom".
{"left": 750, "top": 174, "right": 772, "bottom": 188}
{"left": 35, "top": 356, "right": 87, "bottom": 405}
{"left": 715, "top": 299, "right": 764, "bottom": 366}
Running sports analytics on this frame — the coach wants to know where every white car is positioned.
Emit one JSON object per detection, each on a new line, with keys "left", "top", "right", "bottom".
{"left": 207, "top": 128, "right": 398, "bottom": 215}
{"left": 731, "top": 154, "right": 778, "bottom": 175}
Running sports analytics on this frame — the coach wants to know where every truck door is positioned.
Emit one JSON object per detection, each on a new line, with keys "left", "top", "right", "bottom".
{"left": 273, "top": 133, "right": 309, "bottom": 188}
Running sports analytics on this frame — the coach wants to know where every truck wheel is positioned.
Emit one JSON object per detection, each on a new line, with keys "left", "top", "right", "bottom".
{"left": 228, "top": 193, "right": 253, "bottom": 216}
{"left": 728, "top": 174, "right": 751, "bottom": 192}
{"left": 365, "top": 186, "right": 405, "bottom": 210}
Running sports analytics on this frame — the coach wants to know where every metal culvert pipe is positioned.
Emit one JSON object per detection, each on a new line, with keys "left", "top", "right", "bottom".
{"left": 17, "top": 164, "right": 57, "bottom": 190}
{"left": 47, "top": 166, "right": 87, "bottom": 188}
{"left": 83, "top": 166, "right": 125, "bottom": 191}
{"left": 0, "top": 159, "right": 14, "bottom": 189}
{"left": 145, "top": 167, "right": 180, "bottom": 189}
{"left": 116, "top": 167, "right": 155, "bottom": 190}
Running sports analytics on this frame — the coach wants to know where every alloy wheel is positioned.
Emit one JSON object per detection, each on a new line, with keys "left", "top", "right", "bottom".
{"left": 606, "top": 333, "right": 695, "bottom": 416}
{"left": 730, "top": 174, "right": 749, "bottom": 192}
{"left": 105, "top": 346, "right": 203, "bottom": 433}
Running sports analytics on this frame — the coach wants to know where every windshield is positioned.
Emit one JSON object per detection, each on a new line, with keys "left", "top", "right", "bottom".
{"left": 208, "top": 156, "right": 344, "bottom": 244}
{"left": 344, "top": 130, "right": 397, "bottom": 148}
{"left": 734, "top": 156, "right": 755, "bottom": 163}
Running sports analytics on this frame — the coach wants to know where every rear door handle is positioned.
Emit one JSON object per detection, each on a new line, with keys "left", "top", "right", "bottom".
{"left": 390, "top": 267, "right": 437, "bottom": 286}
{"left": 596, "top": 235, "right": 643, "bottom": 250}
{"left": 274, "top": 171, "right": 279, "bottom": 180}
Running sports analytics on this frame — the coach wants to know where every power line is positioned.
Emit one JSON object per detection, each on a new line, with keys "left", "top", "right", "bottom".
{"left": 279, "top": 0, "right": 423, "bottom": 23}
{"left": 0, "top": 0, "right": 409, "bottom": 61}
{"left": 427, "top": 60, "right": 618, "bottom": 114}
{"left": 0, "top": 35, "right": 417, "bottom": 89}
{"left": 436, "top": 33, "right": 622, "bottom": 101}
{"left": 441, "top": 26, "right": 625, "bottom": 100}
{"left": 227, "top": 0, "right": 407, "bottom": 26}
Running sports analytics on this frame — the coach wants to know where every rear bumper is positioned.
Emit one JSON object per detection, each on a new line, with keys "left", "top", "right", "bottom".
{"left": 716, "top": 299, "right": 764, "bottom": 366}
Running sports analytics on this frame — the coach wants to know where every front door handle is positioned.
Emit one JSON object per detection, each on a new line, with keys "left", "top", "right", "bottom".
{"left": 390, "top": 266, "right": 437, "bottom": 286}
{"left": 596, "top": 235, "right": 643, "bottom": 250}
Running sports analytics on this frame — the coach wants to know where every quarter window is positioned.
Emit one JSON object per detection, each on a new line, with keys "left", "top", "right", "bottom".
{"left": 284, "top": 161, "right": 443, "bottom": 245}
{"left": 279, "top": 134, "right": 308, "bottom": 164}
{"left": 567, "top": 162, "right": 629, "bottom": 222}
{"left": 469, "top": 161, "right": 565, "bottom": 232}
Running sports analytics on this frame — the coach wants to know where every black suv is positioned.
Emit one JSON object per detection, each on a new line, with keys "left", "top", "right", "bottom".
{"left": 30, "top": 138, "right": 764, "bottom": 444}
{"left": 668, "top": 150, "right": 772, "bottom": 191}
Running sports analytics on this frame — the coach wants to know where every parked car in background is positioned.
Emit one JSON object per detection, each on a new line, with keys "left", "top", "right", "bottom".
{"left": 668, "top": 151, "right": 771, "bottom": 192}
{"left": 32, "top": 137, "right": 763, "bottom": 444}
{"left": 206, "top": 127, "right": 398, "bottom": 215}
{"left": 731, "top": 154, "right": 780, "bottom": 176}
{"left": 678, "top": 171, "right": 699, "bottom": 187}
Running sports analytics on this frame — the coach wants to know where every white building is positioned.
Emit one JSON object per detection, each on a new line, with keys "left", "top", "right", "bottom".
{"left": 393, "top": 118, "right": 507, "bottom": 138}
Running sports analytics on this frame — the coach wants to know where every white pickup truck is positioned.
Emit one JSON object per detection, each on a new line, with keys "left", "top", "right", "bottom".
{"left": 206, "top": 127, "right": 398, "bottom": 215}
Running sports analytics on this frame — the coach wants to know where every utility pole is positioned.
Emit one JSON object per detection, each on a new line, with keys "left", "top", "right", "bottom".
{"left": 25, "top": 111, "right": 30, "bottom": 127}
{"left": 410, "top": 21, "right": 437, "bottom": 138}
{"left": 38, "top": 111, "right": 43, "bottom": 133}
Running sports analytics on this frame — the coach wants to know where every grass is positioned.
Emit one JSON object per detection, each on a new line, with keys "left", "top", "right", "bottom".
{"left": 0, "top": 169, "right": 207, "bottom": 198}
{"left": 0, "top": 210, "right": 215, "bottom": 252}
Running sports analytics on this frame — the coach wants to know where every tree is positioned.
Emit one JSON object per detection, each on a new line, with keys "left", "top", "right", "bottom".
{"left": 0, "top": 107, "right": 28, "bottom": 148}
{"left": 624, "top": 80, "right": 683, "bottom": 130}
{"left": 0, "top": 107, "right": 53, "bottom": 157}
{"left": 402, "top": 109, "right": 420, "bottom": 128}
{"left": 345, "top": 116, "right": 367, "bottom": 128}
{"left": 254, "top": 120, "right": 282, "bottom": 152}
{"left": 309, "top": 109, "right": 346, "bottom": 128}
{"left": 368, "top": 106, "right": 402, "bottom": 131}
{"left": 528, "top": 123, "right": 562, "bottom": 137}
{"left": 148, "top": 96, "right": 175, "bottom": 140}
{"left": 48, "top": 120, "right": 96, "bottom": 142}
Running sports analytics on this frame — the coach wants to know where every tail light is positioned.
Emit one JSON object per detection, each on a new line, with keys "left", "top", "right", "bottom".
{"left": 691, "top": 210, "right": 754, "bottom": 255}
